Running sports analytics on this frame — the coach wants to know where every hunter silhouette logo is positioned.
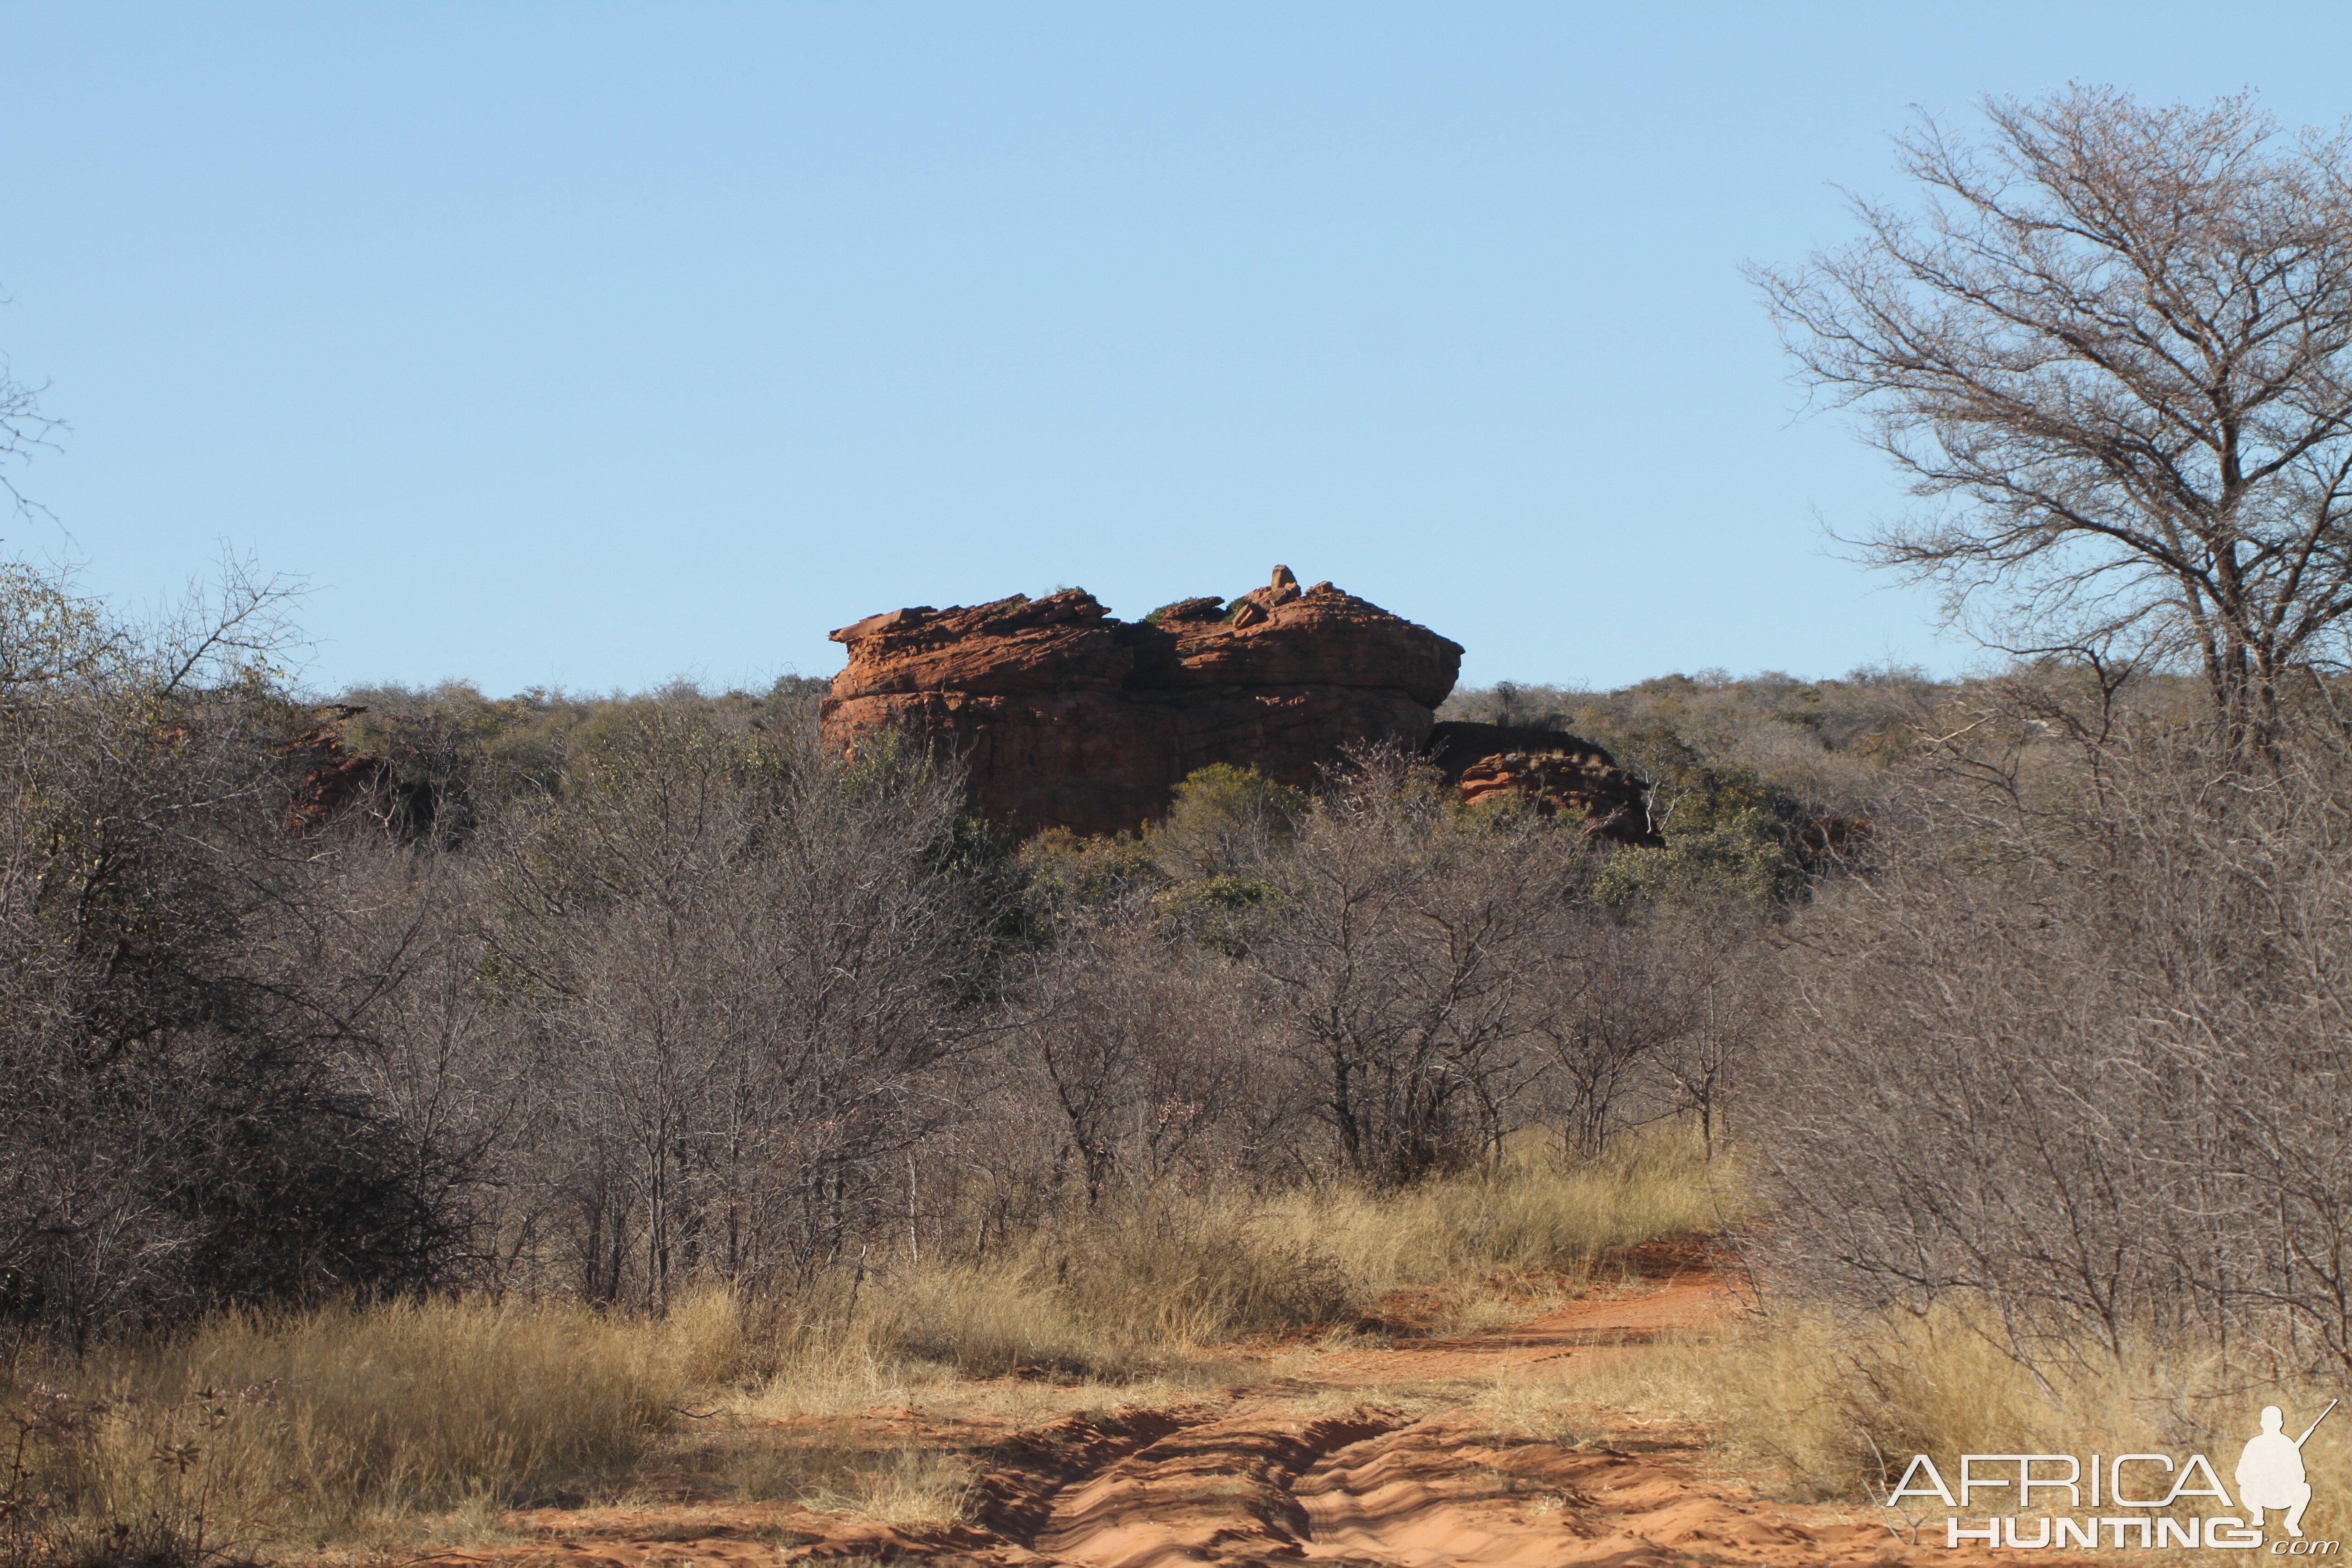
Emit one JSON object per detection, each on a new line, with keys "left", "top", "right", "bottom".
{"left": 2241, "top": 1401, "right": 2335, "bottom": 1539}
{"left": 1887, "top": 1398, "right": 2339, "bottom": 1551}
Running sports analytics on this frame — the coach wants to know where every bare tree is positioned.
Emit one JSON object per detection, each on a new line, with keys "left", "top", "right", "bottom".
{"left": 1012, "top": 913, "right": 1288, "bottom": 1206}
{"left": 0, "top": 351, "right": 64, "bottom": 518}
{"left": 1755, "top": 678, "right": 2352, "bottom": 1377}
{"left": 1529, "top": 918, "right": 1698, "bottom": 1161}
{"left": 1756, "top": 88, "right": 2352, "bottom": 742}
{"left": 0, "top": 556, "right": 462, "bottom": 1344}
{"left": 481, "top": 708, "right": 1002, "bottom": 1305}
{"left": 1250, "top": 750, "right": 1565, "bottom": 1185}
{"left": 1647, "top": 950, "right": 1753, "bottom": 1162}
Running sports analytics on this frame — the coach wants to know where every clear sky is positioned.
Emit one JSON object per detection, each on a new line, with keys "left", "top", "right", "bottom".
{"left": 4, "top": 3, "right": 2348, "bottom": 696}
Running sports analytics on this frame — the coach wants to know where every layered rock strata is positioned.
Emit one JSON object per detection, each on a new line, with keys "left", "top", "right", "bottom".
{"left": 1430, "top": 721, "right": 1662, "bottom": 847}
{"left": 822, "top": 570, "right": 1465, "bottom": 837}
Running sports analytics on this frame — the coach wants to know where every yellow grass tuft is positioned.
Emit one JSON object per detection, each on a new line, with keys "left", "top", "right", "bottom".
{"left": 1261, "top": 1131, "right": 1728, "bottom": 1301}
{"left": 5, "top": 1290, "right": 735, "bottom": 1560}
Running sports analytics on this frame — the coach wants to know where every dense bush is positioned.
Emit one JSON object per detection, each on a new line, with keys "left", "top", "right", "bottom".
{"left": 24, "top": 549, "right": 2345, "bottom": 1410}
{"left": 1754, "top": 674, "right": 2352, "bottom": 1379}
{"left": 0, "top": 554, "right": 1834, "bottom": 1345}
{"left": 0, "top": 564, "right": 470, "bottom": 1344}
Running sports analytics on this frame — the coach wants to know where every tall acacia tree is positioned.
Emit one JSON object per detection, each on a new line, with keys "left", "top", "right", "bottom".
{"left": 1755, "top": 88, "right": 2352, "bottom": 741}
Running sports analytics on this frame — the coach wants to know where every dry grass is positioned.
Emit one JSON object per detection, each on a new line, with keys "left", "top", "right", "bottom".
{"left": 686, "top": 1132, "right": 1728, "bottom": 1534}
{"left": 1, "top": 1132, "right": 1722, "bottom": 1565}
{"left": 1263, "top": 1132, "right": 1729, "bottom": 1318}
{"left": 730, "top": 1131, "right": 1728, "bottom": 1398}
{"left": 1465, "top": 1297, "right": 2351, "bottom": 1542}
{"left": 664, "top": 1414, "right": 979, "bottom": 1527}
{"left": 2, "top": 1289, "right": 740, "bottom": 1563}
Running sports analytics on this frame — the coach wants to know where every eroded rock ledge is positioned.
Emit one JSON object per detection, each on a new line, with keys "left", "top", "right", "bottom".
{"left": 822, "top": 569, "right": 1464, "bottom": 837}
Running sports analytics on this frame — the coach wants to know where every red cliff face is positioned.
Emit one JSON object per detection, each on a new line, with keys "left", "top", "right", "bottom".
{"left": 821, "top": 571, "right": 1465, "bottom": 837}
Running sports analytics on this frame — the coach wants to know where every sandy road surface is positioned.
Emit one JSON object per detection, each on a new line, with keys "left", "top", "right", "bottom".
{"left": 425, "top": 1255, "right": 2063, "bottom": 1568}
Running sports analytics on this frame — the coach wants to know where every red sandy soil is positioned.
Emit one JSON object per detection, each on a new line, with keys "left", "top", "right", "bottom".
{"left": 422, "top": 1250, "right": 2080, "bottom": 1568}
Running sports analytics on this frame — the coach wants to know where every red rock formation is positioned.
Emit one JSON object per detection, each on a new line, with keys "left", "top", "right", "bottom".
{"left": 283, "top": 706, "right": 392, "bottom": 832}
{"left": 822, "top": 571, "right": 1464, "bottom": 837}
{"left": 1429, "top": 722, "right": 1661, "bottom": 847}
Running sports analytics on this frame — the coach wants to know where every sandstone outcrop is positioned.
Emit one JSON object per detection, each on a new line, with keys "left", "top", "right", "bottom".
{"left": 822, "top": 570, "right": 1465, "bottom": 836}
{"left": 283, "top": 707, "right": 392, "bottom": 832}
{"left": 1428, "top": 721, "right": 1661, "bottom": 847}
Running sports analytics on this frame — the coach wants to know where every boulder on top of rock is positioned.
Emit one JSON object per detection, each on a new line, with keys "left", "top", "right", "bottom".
{"left": 1123, "top": 581, "right": 1458, "bottom": 705}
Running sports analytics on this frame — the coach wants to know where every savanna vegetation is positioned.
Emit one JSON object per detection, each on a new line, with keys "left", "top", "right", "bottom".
{"left": 1, "top": 554, "right": 1767, "bottom": 1564}
{"left": 11, "top": 538, "right": 2347, "bottom": 1558}
{"left": 9, "top": 79, "right": 2352, "bottom": 1566}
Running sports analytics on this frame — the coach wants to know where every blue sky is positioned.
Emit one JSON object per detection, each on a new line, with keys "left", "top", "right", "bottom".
{"left": 4, "top": 3, "right": 2348, "bottom": 696}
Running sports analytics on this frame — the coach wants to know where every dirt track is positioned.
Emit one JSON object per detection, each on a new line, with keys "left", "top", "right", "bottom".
{"left": 425, "top": 1255, "right": 2025, "bottom": 1568}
